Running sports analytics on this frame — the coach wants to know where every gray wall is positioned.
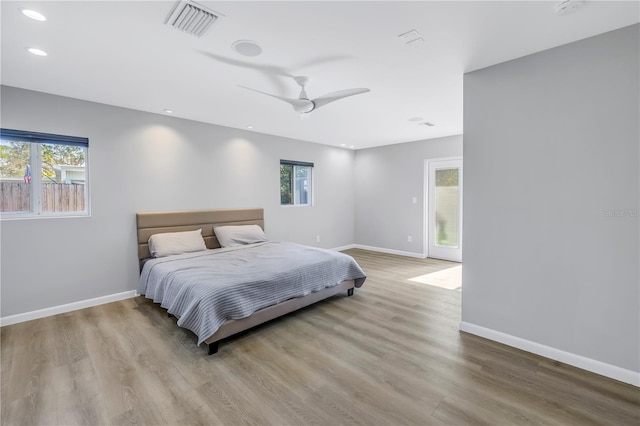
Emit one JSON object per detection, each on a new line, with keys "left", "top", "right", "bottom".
{"left": 354, "top": 136, "right": 463, "bottom": 255}
{"left": 463, "top": 24, "right": 639, "bottom": 372}
{"left": 0, "top": 86, "right": 355, "bottom": 317}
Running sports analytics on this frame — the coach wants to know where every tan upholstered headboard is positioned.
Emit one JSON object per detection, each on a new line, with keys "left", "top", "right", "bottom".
{"left": 136, "top": 208, "right": 264, "bottom": 260}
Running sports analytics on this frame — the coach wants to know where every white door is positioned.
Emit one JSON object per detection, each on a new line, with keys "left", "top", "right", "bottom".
{"left": 427, "top": 158, "right": 463, "bottom": 262}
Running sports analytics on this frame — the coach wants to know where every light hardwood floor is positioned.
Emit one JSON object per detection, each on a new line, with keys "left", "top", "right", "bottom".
{"left": 2, "top": 249, "right": 639, "bottom": 425}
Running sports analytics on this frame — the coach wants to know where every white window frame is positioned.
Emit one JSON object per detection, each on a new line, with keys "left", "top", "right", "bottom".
{"left": 280, "top": 160, "right": 314, "bottom": 207}
{"left": 0, "top": 128, "right": 90, "bottom": 219}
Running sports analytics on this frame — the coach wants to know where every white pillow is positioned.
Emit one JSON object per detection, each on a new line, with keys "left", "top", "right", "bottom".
{"left": 214, "top": 224, "right": 267, "bottom": 248}
{"left": 148, "top": 229, "right": 207, "bottom": 258}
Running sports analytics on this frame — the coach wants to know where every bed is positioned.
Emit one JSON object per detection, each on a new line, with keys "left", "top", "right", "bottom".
{"left": 136, "top": 208, "right": 366, "bottom": 355}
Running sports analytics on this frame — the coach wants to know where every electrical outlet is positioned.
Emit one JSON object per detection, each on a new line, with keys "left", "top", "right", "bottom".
{"left": 316, "top": 235, "right": 320, "bottom": 243}
{"left": 407, "top": 235, "right": 412, "bottom": 243}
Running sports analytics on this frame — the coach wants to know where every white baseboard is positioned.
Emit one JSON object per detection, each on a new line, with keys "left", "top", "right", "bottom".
{"left": 0, "top": 290, "right": 137, "bottom": 327}
{"left": 352, "top": 244, "right": 426, "bottom": 259}
{"left": 331, "top": 244, "right": 357, "bottom": 252}
{"left": 459, "top": 321, "right": 640, "bottom": 387}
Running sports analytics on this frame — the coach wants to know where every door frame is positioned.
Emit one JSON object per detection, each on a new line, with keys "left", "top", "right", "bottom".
{"left": 423, "top": 156, "right": 463, "bottom": 261}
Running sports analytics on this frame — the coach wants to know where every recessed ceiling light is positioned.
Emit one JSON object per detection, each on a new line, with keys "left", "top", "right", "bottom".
{"left": 349, "top": 145, "right": 355, "bottom": 149}
{"left": 232, "top": 40, "right": 262, "bottom": 57}
{"left": 163, "top": 109, "right": 173, "bottom": 114}
{"left": 340, "top": 144, "right": 346, "bottom": 147}
{"left": 419, "top": 122, "right": 435, "bottom": 127}
{"left": 27, "top": 47, "right": 47, "bottom": 56}
{"left": 246, "top": 125, "right": 253, "bottom": 129}
{"left": 21, "top": 9, "right": 46, "bottom": 21}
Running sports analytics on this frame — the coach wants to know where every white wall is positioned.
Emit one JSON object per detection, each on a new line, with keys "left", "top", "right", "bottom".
{"left": 0, "top": 86, "right": 355, "bottom": 318}
{"left": 462, "top": 24, "right": 639, "bottom": 380}
{"left": 354, "top": 136, "right": 463, "bottom": 256}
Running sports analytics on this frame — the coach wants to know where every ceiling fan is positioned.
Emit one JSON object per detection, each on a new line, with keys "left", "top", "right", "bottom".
{"left": 239, "top": 76, "right": 370, "bottom": 115}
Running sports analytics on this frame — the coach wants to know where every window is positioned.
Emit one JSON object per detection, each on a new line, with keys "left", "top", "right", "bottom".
{"left": 0, "top": 128, "right": 89, "bottom": 218}
{"left": 280, "top": 160, "right": 313, "bottom": 206}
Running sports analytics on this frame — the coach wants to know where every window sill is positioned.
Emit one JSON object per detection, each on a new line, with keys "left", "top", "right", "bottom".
{"left": 0, "top": 212, "right": 91, "bottom": 221}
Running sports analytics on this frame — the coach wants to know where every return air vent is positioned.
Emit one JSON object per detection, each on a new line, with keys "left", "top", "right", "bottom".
{"left": 165, "top": 0, "right": 223, "bottom": 38}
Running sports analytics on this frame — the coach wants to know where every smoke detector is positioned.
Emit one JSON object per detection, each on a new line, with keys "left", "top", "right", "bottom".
{"left": 232, "top": 40, "right": 263, "bottom": 57}
{"left": 555, "top": 0, "right": 583, "bottom": 16}
{"left": 166, "top": 0, "right": 223, "bottom": 37}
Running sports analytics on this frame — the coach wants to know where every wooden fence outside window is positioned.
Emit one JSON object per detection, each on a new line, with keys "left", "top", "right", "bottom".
{"left": 0, "top": 182, "right": 86, "bottom": 213}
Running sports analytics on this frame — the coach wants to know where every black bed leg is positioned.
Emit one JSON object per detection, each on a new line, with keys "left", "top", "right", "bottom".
{"left": 347, "top": 288, "right": 354, "bottom": 297}
{"left": 208, "top": 342, "right": 219, "bottom": 355}
{"left": 168, "top": 313, "right": 174, "bottom": 318}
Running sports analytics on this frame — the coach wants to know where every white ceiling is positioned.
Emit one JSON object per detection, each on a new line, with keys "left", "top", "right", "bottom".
{"left": 1, "top": 1, "right": 638, "bottom": 150}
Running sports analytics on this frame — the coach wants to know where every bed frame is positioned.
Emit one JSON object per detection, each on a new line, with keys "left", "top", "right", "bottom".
{"left": 136, "top": 208, "right": 355, "bottom": 355}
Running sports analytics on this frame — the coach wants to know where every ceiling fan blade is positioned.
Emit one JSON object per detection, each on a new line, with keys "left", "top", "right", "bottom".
{"left": 311, "top": 88, "right": 370, "bottom": 110}
{"left": 238, "top": 85, "right": 313, "bottom": 113}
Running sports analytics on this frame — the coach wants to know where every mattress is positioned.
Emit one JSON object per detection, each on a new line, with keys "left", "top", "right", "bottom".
{"left": 138, "top": 242, "right": 366, "bottom": 344}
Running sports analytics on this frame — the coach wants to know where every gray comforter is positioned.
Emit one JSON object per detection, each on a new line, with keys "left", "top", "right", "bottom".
{"left": 138, "top": 242, "right": 366, "bottom": 345}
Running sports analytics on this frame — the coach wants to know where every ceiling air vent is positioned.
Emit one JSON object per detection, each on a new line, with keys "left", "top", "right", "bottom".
{"left": 165, "top": 0, "right": 223, "bottom": 38}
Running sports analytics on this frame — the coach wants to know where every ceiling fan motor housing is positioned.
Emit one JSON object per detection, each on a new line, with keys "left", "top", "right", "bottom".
{"left": 294, "top": 101, "right": 315, "bottom": 114}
